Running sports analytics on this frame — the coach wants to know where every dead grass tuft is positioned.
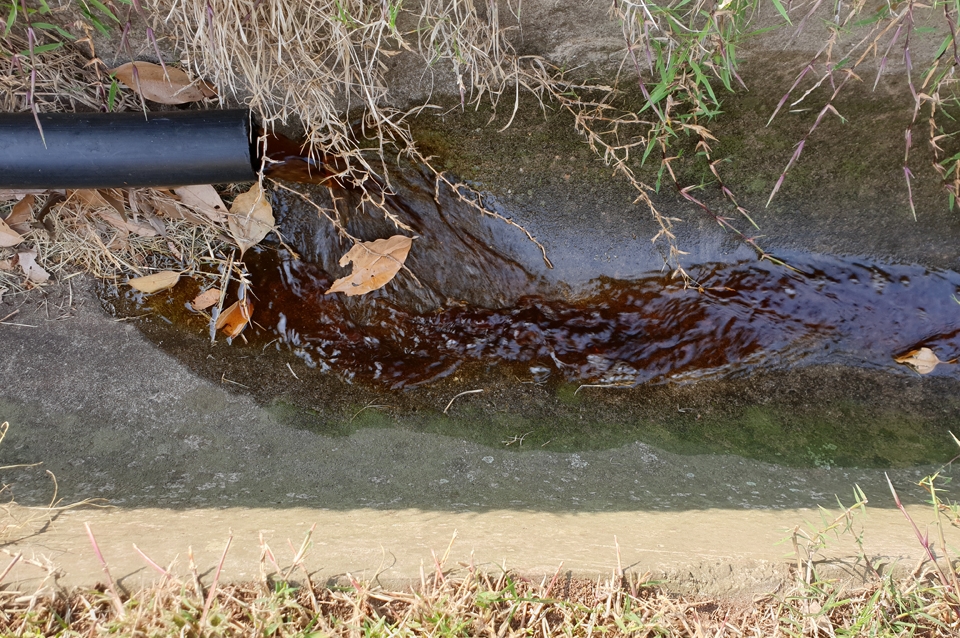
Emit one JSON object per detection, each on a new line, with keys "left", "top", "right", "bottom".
{"left": 1, "top": 546, "right": 960, "bottom": 636}
{"left": 0, "top": 188, "right": 233, "bottom": 301}
{"left": 3, "top": 0, "right": 959, "bottom": 288}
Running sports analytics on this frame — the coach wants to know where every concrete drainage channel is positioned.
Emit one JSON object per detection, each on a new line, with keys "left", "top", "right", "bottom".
{"left": 4, "top": 171, "right": 960, "bottom": 597}
{"left": 4, "top": 16, "right": 960, "bottom": 605}
{"left": 2, "top": 281, "right": 960, "bottom": 597}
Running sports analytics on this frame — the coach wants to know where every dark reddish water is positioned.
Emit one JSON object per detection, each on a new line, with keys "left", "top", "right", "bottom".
{"left": 236, "top": 248, "right": 960, "bottom": 389}
{"left": 152, "top": 134, "right": 960, "bottom": 389}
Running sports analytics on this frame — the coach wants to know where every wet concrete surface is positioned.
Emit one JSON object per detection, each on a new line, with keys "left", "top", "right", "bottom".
{"left": 5, "top": 4, "right": 960, "bottom": 594}
{"left": 4, "top": 280, "right": 956, "bottom": 512}
{"left": 1, "top": 279, "right": 959, "bottom": 596}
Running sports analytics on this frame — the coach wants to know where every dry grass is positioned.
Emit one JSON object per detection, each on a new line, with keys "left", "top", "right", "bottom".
{"left": 0, "top": 187, "right": 235, "bottom": 302}
{"left": 1, "top": 536, "right": 960, "bottom": 636}
{"left": 4, "top": 0, "right": 956, "bottom": 287}
{"left": 3, "top": 462, "right": 960, "bottom": 636}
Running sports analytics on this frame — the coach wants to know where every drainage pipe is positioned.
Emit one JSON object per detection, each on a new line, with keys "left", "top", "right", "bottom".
{"left": 0, "top": 109, "right": 257, "bottom": 189}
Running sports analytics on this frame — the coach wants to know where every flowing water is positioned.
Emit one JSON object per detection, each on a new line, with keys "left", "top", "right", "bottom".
{"left": 126, "top": 140, "right": 960, "bottom": 391}
{"left": 99, "top": 140, "right": 960, "bottom": 468}
{"left": 236, "top": 248, "right": 960, "bottom": 389}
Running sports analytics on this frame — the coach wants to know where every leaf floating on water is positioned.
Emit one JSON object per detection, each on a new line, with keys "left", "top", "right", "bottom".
{"left": 111, "top": 62, "right": 216, "bottom": 105}
{"left": 17, "top": 251, "right": 49, "bottom": 284}
{"left": 893, "top": 347, "right": 953, "bottom": 374}
{"left": 228, "top": 183, "right": 274, "bottom": 254}
{"left": 128, "top": 270, "right": 181, "bottom": 294}
{"left": 173, "top": 185, "right": 228, "bottom": 223}
{"left": 215, "top": 297, "right": 253, "bottom": 338}
{"left": 191, "top": 288, "right": 221, "bottom": 311}
{"left": 0, "top": 218, "right": 23, "bottom": 247}
{"left": 326, "top": 235, "right": 413, "bottom": 297}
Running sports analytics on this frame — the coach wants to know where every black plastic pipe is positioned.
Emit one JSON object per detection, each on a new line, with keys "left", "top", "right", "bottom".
{"left": 0, "top": 109, "right": 257, "bottom": 189}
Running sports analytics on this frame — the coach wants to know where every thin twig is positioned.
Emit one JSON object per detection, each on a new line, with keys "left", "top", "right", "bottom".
{"left": 443, "top": 389, "right": 483, "bottom": 414}
{"left": 84, "top": 523, "right": 125, "bottom": 617}
{"left": 200, "top": 533, "right": 233, "bottom": 627}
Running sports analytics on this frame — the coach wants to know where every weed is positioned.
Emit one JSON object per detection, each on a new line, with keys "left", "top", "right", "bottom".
{"left": 4, "top": 0, "right": 960, "bottom": 287}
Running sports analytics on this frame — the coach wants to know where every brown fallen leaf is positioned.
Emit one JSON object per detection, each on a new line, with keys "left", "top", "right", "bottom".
{"left": 174, "top": 185, "right": 228, "bottom": 223}
{"left": 111, "top": 61, "right": 216, "bottom": 105}
{"left": 0, "top": 218, "right": 23, "bottom": 247}
{"left": 128, "top": 270, "right": 181, "bottom": 294}
{"left": 7, "top": 195, "right": 34, "bottom": 233}
{"left": 326, "top": 235, "right": 413, "bottom": 297}
{"left": 191, "top": 288, "right": 221, "bottom": 311}
{"left": 97, "top": 189, "right": 128, "bottom": 220}
{"left": 228, "top": 183, "right": 274, "bottom": 254}
{"left": 151, "top": 197, "right": 205, "bottom": 225}
{"left": 97, "top": 210, "right": 159, "bottom": 237}
{"left": 71, "top": 189, "right": 110, "bottom": 208}
{"left": 17, "top": 251, "right": 49, "bottom": 284}
{"left": 0, "top": 259, "right": 13, "bottom": 271}
{"left": 894, "top": 347, "right": 955, "bottom": 374}
{"left": 215, "top": 297, "right": 253, "bottom": 338}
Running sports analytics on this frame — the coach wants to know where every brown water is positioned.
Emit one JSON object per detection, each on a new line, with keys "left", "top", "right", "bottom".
{"left": 131, "top": 136, "right": 960, "bottom": 390}
{"left": 232, "top": 248, "right": 960, "bottom": 389}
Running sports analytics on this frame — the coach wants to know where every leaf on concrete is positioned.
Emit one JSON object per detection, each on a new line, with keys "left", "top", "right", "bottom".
{"left": 111, "top": 61, "right": 216, "bottom": 105}
{"left": 215, "top": 297, "right": 253, "bottom": 338}
{"left": 128, "top": 270, "right": 181, "bottom": 294}
{"left": 173, "top": 185, "right": 228, "bottom": 223}
{"left": 191, "top": 288, "right": 221, "bottom": 311}
{"left": 17, "top": 251, "right": 49, "bottom": 284}
{"left": 326, "top": 235, "right": 413, "bottom": 297}
{"left": 228, "top": 183, "right": 274, "bottom": 254}
{"left": 7, "top": 195, "right": 34, "bottom": 233}
{"left": 0, "top": 218, "right": 23, "bottom": 247}
{"left": 894, "top": 347, "right": 952, "bottom": 374}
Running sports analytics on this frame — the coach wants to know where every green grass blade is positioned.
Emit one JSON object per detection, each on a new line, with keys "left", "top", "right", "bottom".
{"left": 770, "top": 0, "right": 792, "bottom": 25}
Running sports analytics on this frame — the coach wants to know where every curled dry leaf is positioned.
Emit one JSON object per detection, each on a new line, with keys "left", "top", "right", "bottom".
{"left": 7, "top": 195, "right": 34, "bottom": 233}
{"left": 893, "top": 347, "right": 954, "bottom": 374}
{"left": 128, "top": 270, "right": 181, "bottom": 294}
{"left": 174, "top": 185, "right": 228, "bottom": 223}
{"left": 97, "top": 189, "right": 128, "bottom": 219}
{"left": 191, "top": 288, "right": 221, "bottom": 311}
{"left": 326, "top": 235, "right": 413, "bottom": 297}
{"left": 0, "top": 218, "right": 23, "bottom": 247}
{"left": 111, "top": 61, "right": 216, "bottom": 105}
{"left": 215, "top": 297, "right": 253, "bottom": 338}
{"left": 70, "top": 189, "right": 109, "bottom": 208}
{"left": 228, "top": 183, "right": 274, "bottom": 254}
{"left": 17, "top": 251, "right": 49, "bottom": 284}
